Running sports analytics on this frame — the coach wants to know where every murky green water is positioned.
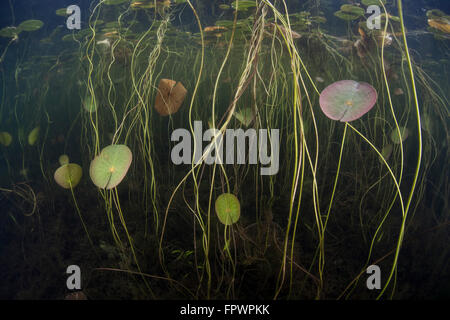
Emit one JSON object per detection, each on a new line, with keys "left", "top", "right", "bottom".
{"left": 0, "top": 0, "right": 448, "bottom": 299}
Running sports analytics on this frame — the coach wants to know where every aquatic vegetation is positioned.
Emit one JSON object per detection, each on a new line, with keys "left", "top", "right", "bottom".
{"left": 58, "top": 154, "right": 69, "bottom": 166}
{"left": 27, "top": 127, "right": 40, "bottom": 146}
{"left": 17, "top": 20, "right": 44, "bottom": 32}
{"left": 0, "top": 0, "right": 448, "bottom": 301}
{"left": 154, "top": 79, "right": 187, "bottom": 116}
{"left": 54, "top": 163, "right": 82, "bottom": 189}
{"left": 0, "top": 132, "right": 12, "bottom": 147}
{"left": 319, "top": 80, "right": 377, "bottom": 122}
{"left": 215, "top": 193, "right": 240, "bottom": 226}
{"left": 390, "top": 126, "right": 409, "bottom": 144}
{"left": 89, "top": 145, "right": 132, "bottom": 189}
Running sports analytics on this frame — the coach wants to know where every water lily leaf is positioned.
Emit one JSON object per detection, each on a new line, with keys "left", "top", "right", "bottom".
{"left": 0, "top": 132, "right": 12, "bottom": 146}
{"left": 54, "top": 163, "right": 83, "bottom": 189}
{"left": 28, "top": 126, "right": 40, "bottom": 146}
{"left": 18, "top": 20, "right": 44, "bottom": 32}
{"left": 215, "top": 193, "right": 240, "bottom": 226}
{"left": 319, "top": 80, "right": 377, "bottom": 122}
{"left": 89, "top": 145, "right": 132, "bottom": 189}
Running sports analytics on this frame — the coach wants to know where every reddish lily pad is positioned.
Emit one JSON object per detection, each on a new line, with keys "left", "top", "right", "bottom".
{"left": 319, "top": 80, "right": 377, "bottom": 122}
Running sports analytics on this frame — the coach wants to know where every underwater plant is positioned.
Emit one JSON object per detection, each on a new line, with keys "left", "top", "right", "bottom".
{"left": 215, "top": 193, "right": 240, "bottom": 226}
{"left": 89, "top": 144, "right": 132, "bottom": 189}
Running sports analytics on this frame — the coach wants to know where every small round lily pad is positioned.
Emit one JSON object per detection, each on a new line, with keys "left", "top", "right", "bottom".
{"left": 390, "top": 127, "right": 409, "bottom": 144}
{"left": 319, "top": 80, "right": 377, "bottom": 122}
{"left": 59, "top": 154, "right": 70, "bottom": 166}
{"left": 89, "top": 144, "right": 132, "bottom": 189}
{"left": 215, "top": 193, "right": 240, "bottom": 226}
{"left": 0, "top": 132, "right": 12, "bottom": 146}
{"left": 54, "top": 163, "right": 83, "bottom": 189}
{"left": 82, "top": 96, "right": 97, "bottom": 112}
{"left": 28, "top": 126, "right": 40, "bottom": 145}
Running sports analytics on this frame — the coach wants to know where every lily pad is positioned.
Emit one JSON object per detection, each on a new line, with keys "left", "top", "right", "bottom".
{"left": 340, "top": 5, "right": 365, "bottom": 17}
{"left": 215, "top": 193, "right": 240, "bottom": 226}
{"left": 0, "top": 132, "right": 12, "bottom": 146}
{"left": 319, "top": 80, "right": 377, "bottom": 122}
{"left": 104, "top": 0, "right": 128, "bottom": 5}
{"left": 54, "top": 163, "right": 83, "bottom": 189}
{"left": 0, "top": 26, "right": 21, "bottom": 38}
{"left": 89, "top": 144, "right": 132, "bottom": 189}
{"left": 18, "top": 20, "right": 44, "bottom": 32}
{"left": 83, "top": 96, "right": 97, "bottom": 112}
{"left": 28, "top": 126, "right": 40, "bottom": 146}
{"left": 361, "top": 0, "right": 386, "bottom": 6}
{"left": 56, "top": 8, "right": 70, "bottom": 16}
{"left": 390, "top": 127, "right": 409, "bottom": 144}
{"left": 154, "top": 79, "right": 187, "bottom": 116}
{"left": 334, "top": 10, "right": 361, "bottom": 21}
{"left": 59, "top": 154, "right": 70, "bottom": 166}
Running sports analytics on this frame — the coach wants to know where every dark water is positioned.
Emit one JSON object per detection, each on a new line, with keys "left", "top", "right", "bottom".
{"left": 0, "top": 0, "right": 449, "bottom": 300}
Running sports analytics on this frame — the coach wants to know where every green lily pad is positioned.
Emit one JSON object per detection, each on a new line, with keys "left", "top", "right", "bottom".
{"left": 59, "top": 154, "right": 70, "bottom": 166}
{"left": 334, "top": 10, "right": 361, "bottom": 21}
{"left": 18, "top": 20, "right": 44, "bottom": 32}
{"left": 89, "top": 144, "right": 132, "bottom": 189}
{"left": 0, "top": 26, "right": 21, "bottom": 38}
{"left": 0, "top": 132, "right": 12, "bottom": 146}
{"left": 380, "top": 144, "right": 393, "bottom": 163}
{"left": 231, "top": 1, "right": 256, "bottom": 11}
{"left": 361, "top": 0, "right": 386, "bottom": 6}
{"left": 390, "top": 127, "right": 409, "bottom": 144}
{"left": 83, "top": 96, "right": 97, "bottom": 112}
{"left": 215, "top": 193, "right": 240, "bottom": 226}
{"left": 234, "top": 108, "right": 254, "bottom": 127}
{"left": 54, "top": 163, "right": 83, "bottom": 189}
{"left": 28, "top": 126, "right": 40, "bottom": 146}
{"left": 340, "top": 5, "right": 365, "bottom": 17}
{"left": 104, "top": 0, "right": 128, "bottom": 5}
{"left": 56, "top": 8, "right": 70, "bottom": 16}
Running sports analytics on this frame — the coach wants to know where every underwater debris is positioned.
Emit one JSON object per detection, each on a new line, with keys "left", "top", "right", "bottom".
{"left": 154, "top": 79, "right": 187, "bottom": 116}
{"left": 428, "top": 18, "right": 450, "bottom": 34}
{"left": 319, "top": 80, "right": 377, "bottom": 122}
{"left": 266, "top": 23, "right": 301, "bottom": 39}
{"left": 96, "top": 38, "right": 111, "bottom": 47}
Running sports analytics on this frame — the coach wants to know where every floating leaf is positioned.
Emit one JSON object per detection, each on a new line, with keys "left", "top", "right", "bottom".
{"left": 82, "top": 96, "right": 97, "bottom": 112}
{"left": 28, "top": 126, "right": 40, "bottom": 146}
{"left": 18, "top": 20, "right": 44, "bottom": 32}
{"left": 0, "top": 26, "right": 21, "bottom": 38}
{"left": 59, "top": 154, "right": 70, "bottom": 166}
{"left": 104, "top": 0, "right": 128, "bottom": 5}
{"left": 215, "top": 193, "right": 240, "bottom": 226}
{"left": 154, "top": 79, "right": 187, "bottom": 116}
{"left": 361, "top": 0, "right": 386, "bottom": 6}
{"left": 56, "top": 8, "right": 70, "bottom": 16}
{"left": 334, "top": 10, "right": 361, "bottom": 21}
{"left": 340, "top": 5, "right": 365, "bottom": 17}
{"left": 319, "top": 80, "right": 377, "bottom": 122}
{"left": 54, "top": 163, "right": 83, "bottom": 189}
{"left": 0, "top": 132, "right": 12, "bottom": 146}
{"left": 89, "top": 145, "right": 132, "bottom": 189}
{"left": 390, "top": 127, "right": 409, "bottom": 144}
